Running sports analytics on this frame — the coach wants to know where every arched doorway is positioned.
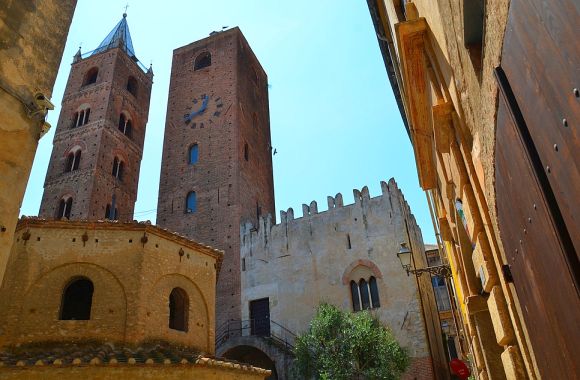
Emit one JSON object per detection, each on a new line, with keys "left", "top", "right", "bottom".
{"left": 223, "top": 345, "right": 278, "bottom": 380}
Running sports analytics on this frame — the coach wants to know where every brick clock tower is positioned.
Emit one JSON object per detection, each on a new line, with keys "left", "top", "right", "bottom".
{"left": 157, "top": 28, "right": 275, "bottom": 327}
{"left": 39, "top": 14, "right": 152, "bottom": 222}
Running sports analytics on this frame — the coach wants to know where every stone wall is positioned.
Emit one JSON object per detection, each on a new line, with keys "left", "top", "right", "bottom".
{"left": 0, "top": 219, "right": 221, "bottom": 353}
{"left": 239, "top": 179, "right": 447, "bottom": 378}
{"left": 0, "top": 0, "right": 77, "bottom": 285}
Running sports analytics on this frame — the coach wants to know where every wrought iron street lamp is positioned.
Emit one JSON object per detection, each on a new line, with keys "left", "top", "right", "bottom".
{"left": 397, "top": 243, "right": 452, "bottom": 278}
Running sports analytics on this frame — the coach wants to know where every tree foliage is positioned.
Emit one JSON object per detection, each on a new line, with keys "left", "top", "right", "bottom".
{"left": 293, "top": 303, "right": 409, "bottom": 379}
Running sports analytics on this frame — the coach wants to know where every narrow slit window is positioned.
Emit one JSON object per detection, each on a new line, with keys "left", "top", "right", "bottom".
{"left": 169, "top": 287, "right": 189, "bottom": 331}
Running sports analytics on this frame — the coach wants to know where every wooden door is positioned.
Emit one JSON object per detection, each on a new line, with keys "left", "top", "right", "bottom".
{"left": 495, "top": 0, "right": 580, "bottom": 377}
{"left": 250, "top": 298, "right": 270, "bottom": 337}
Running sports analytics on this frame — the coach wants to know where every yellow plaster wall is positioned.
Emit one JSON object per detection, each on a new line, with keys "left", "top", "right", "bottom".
{"left": 0, "top": 221, "right": 219, "bottom": 354}
{"left": 0, "top": 0, "right": 77, "bottom": 285}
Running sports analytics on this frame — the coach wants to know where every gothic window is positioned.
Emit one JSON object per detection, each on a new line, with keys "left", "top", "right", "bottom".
{"left": 369, "top": 276, "right": 380, "bottom": 308}
{"left": 194, "top": 52, "right": 211, "bottom": 71}
{"left": 359, "top": 279, "right": 371, "bottom": 310}
{"left": 105, "top": 204, "right": 119, "bottom": 220}
{"left": 351, "top": 276, "right": 380, "bottom": 311}
{"left": 60, "top": 278, "right": 94, "bottom": 320}
{"left": 126, "top": 76, "right": 138, "bottom": 96}
{"left": 169, "top": 287, "right": 189, "bottom": 331}
{"left": 65, "top": 150, "right": 81, "bottom": 172}
{"left": 112, "top": 157, "right": 124, "bottom": 181}
{"left": 186, "top": 192, "right": 197, "bottom": 213}
{"left": 189, "top": 144, "right": 199, "bottom": 164}
{"left": 57, "top": 197, "right": 73, "bottom": 219}
{"left": 350, "top": 280, "right": 361, "bottom": 312}
{"left": 118, "top": 113, "right": 133, "bottom": 138}
{"left": 83, "top": 67, "right": 99, "bottom": 86}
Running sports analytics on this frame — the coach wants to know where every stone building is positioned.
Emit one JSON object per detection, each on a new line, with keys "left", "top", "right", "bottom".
{"left": 217, "top": 179, "right": 449, "bottom": 379}
{"left": 367, "top": 0, "right": 579, "bottom": 378}
{"left": 39, "top": 13, "right": 153, "bottom": 222}
{"left": 0, "top": 218, "right": 269, "bottom": 380}
{"left": 0, "top": 0, "right": 77, "bottom": 285}
{"left": 156, "top": 27, "right": 276, "bottom": 329}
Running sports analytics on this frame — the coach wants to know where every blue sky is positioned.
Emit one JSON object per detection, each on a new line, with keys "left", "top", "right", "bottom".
{"left": 20, "top": 0, "right": 436, "bottom": 244}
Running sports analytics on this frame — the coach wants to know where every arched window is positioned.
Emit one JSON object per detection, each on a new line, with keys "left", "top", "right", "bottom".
{"left": 186, "top": 191, "right": 196, "bottom": 213}
{"left": 169, "top": 287, "right": 189, "bottom": 331}
{"left": 83, "top": 67, "right": 99, "bottom": 86}
{"left": 72, "top": 108, "right": 91, "bottom": 128}
{"left": 112, "top": 157, "right": 124, "bottom": 180}
{"left": 369, "top": 276, "right": 380, "bottom": 308}
{"left": 189, "top": 144, "right": 199, "bottom": 164}
{"left": 194, "top": 52, "right": 211, "bottom": 71}
{"left": 57, "top": 197, "right": 73, "bottom": 219}
{"left": 359, "top": 279, "right": 371, "bottom": 310}
{"left": 105, "top": 204, "right": 119, "bottom": 220}
{"left": 126, "top": 76, "right": 138, "bottom": 96}
{"left": 60, "top": 278, "right": 93, "bottom": 320}
{"left": 118, "top": 113, "right": 132, "bottom": 138}
{"left": 65, "top": 150, "right": 81, "bottom": 172}
{"left": 350, "top": 280, "right": 361, "bottom": 312}
{"left": 244, "top": 143, "right": 249, "bottom": 161}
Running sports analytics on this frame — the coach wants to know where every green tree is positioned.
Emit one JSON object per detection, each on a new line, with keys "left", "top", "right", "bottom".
{"left": 293, "top": 303, "right": 409, "bottom": 379}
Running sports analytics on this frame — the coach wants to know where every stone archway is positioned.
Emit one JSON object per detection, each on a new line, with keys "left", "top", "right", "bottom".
{"left": 218, "top": 336, "right": 292, "bottom": 380}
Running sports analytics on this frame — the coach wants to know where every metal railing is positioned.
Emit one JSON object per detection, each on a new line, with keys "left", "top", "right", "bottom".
{"left": 216, "top": 319, "right": 297, "bottom": 353}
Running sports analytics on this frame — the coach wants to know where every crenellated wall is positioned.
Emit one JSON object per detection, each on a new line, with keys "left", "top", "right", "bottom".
{"left": 238, "top": 178, "right": 448, "bottom": 378}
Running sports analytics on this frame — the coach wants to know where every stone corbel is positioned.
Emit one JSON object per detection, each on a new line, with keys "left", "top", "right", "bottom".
{"left": 395, "top": 4, "right": 436, "bottom": 190}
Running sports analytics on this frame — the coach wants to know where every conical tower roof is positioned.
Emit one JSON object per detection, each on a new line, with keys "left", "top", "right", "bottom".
{"left": 92, "top": 13, "right": 136, "bottom": 58}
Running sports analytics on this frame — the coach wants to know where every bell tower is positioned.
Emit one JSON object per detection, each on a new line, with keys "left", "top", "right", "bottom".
{"left": 39, "top": 14, "right": 153, "bottom": 221}
{"left": 156, "top": 28, "right": 275, "bottom": 327}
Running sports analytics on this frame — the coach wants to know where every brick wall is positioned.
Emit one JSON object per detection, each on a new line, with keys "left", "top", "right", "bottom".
{"left": 402, "top": 356, "right": 435, "bottom": 380}
{"left": 39, "top": 46, "right": 152, "bottom": 222}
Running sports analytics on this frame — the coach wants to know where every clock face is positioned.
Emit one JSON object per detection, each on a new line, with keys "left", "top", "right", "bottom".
{"left": 183, "top": 93, "right": 224, "bottom": 128}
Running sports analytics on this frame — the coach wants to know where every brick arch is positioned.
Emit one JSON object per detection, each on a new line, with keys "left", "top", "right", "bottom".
{"left": 144, "top": 273, "right": 211, "bottom": 352}
{"left": 111, "top": 148, "right": 129, "bottom": 166}
{"left": 342, "top": 259, "right": 383, "bottom": 285}
{"left": 13, "top": 262, "right": 128, "bottom": 345}
{"left": 62, "top": 140, "right": 88, "bottom": 157}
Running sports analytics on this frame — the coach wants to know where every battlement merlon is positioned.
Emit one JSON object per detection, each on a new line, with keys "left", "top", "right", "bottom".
{"left": 242, "top": 178, "right": 411, "bottom": 241}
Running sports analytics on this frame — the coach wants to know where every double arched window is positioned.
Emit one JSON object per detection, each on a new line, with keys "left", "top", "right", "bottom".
{"left": 194, "top": 52, "right": 211, "bottom": 71}
{"left": 189, "top": 144, "right": 199, "bottom": 164}
{"left": 83, "top": 67, "right": 99, "bottom": 86}
{"left": 186, "top": 192, "right": 197, "bottom": 213}
{"left": 350, "top": 276, "right": 380, "bottom": 312}
{"left": 169, "top": 287, "right": 189, "bottom": 331}
{"left": 60, "top": 277, "right": 94, "bottom": 320}
{"left": 57, "top": 196, "right": 73, "bottom": 219}
{"left": 112, "top": 157, "right": 124, "bottom": 181}
{"left": 65, "top": 150, "right": 81, "bottom": 172}
{"left": 118, "top": 113, "right": 132, "bottom": 138}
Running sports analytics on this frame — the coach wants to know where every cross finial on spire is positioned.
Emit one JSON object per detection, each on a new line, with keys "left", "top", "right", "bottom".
{"left": 123, "top": 3, "right": 129, "bottom": 17}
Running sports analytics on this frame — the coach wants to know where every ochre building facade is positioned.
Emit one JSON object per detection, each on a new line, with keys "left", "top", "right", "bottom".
{"left": 0, "top": 218, "right": 269, "bottom": 379}
{"left": 367, "top": 0, "right": 579, "bottom": 378}
{"left": 0, "top": 0, "right": 77, "bottom": 285}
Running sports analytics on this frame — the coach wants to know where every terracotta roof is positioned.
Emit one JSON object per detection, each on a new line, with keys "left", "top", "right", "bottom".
{"left": 0, "top": 342, "right": 270, "bottom": 375}
{"left": 15, "top": 217, "right": 224, "bottom": 274}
